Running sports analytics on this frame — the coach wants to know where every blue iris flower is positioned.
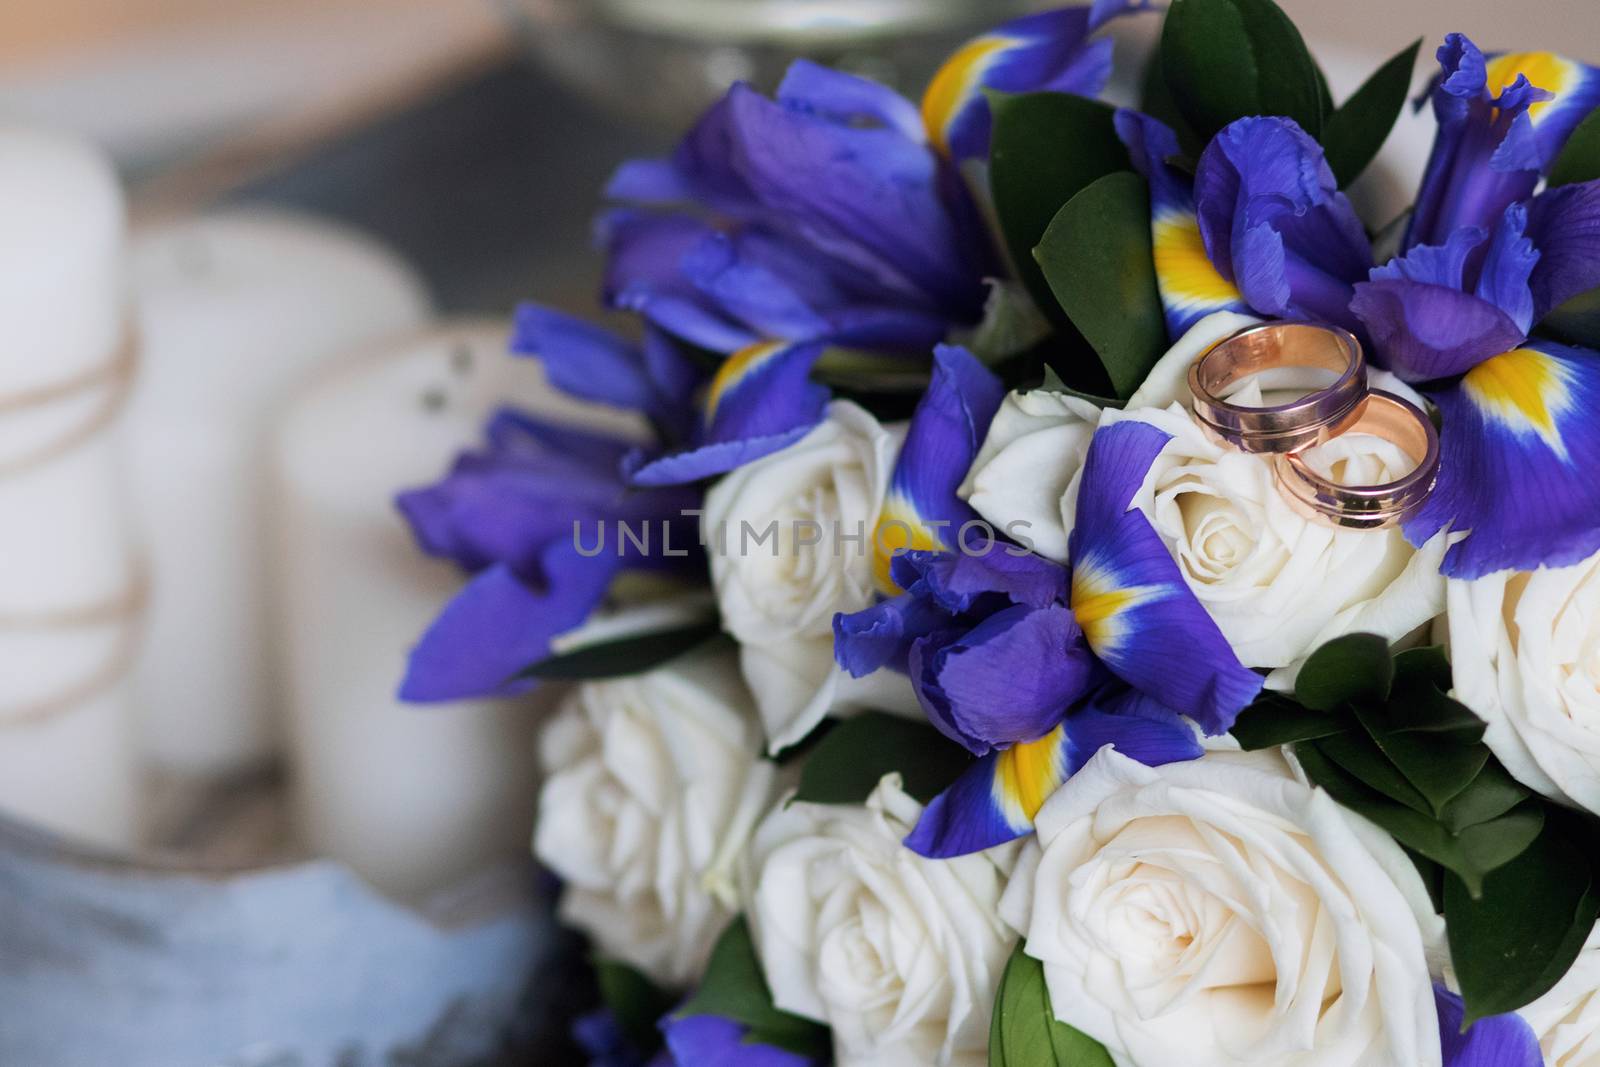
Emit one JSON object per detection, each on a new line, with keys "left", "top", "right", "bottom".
{"left": 1351, "top": 34, "right": 1600, "bottom": 577}
{"left": 394, "top": 328, "right": 704, "bottom": 702}
{"left": 1118, "top": 110, "right": 1372, "bottom": 338}
{"left": 835, "top": 420, "right": 1262, "bottom": 858}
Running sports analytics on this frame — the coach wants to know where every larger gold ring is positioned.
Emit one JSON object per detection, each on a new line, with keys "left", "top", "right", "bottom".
{"left": 1273, "top": 391, "right": 1440, "bottom": 530}
{"left": 1188, "top": 321, "right": 1368, "bottom": 454}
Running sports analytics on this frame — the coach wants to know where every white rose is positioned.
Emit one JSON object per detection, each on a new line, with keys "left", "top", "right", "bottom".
{"left": 1521, "top": 924, "right": 1600, "bottom": 1065}
{"left": 704, "top": 400, "right": 918, "bottom": 752}
{"left": 963, "top": 312, "right": 1448, "bottom": 686}
{"left": 1448, "top": 549, "right": 1600, "bottom": 812}
{"left": 959, "top": 385, "right": 1103, "bottom": 561}
{"left": 998, "top": 747, "right": 1445, "bottom": 1067}
{"left": 744, "top": 774, "right": 1015, "bottom": 1067}
{"left": 1099, "top": 402, "right": 1446, "bottom": 687}
{"left": 961, "top": 312, "right": 1257, "bottom": 561}
{"left": 533, "top": 646, "right": 777, "bottom": 987}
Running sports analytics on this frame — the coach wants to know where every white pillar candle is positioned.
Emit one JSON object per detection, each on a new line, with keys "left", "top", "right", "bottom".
{"left": 0, "top": 125, "right": 140, "bottom": 850}
{"left": 272, "top": 319, "right": 643, "bottom": 902}
{"left": 124, "top": 210, "right": 431, "bottom": 776}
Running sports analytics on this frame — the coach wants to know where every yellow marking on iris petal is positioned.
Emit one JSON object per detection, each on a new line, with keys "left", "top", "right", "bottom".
{"left": 1071, "top": 559, "right": 1165, "bottom": 655}
{"left": 705, "top": 340, "right": 785, "bottom": 425}
{"left": 1461, "top": 347, "right": 1574, "bottom": 455}
{"left": 994, "top": 725, "right": 1068, "bottom": 827}
{"left": 1152, "top": 212, "right": 1242, "bottom": 309}
{"left": 873, "top": 495, "right": 944, "bottom": 593}
{"left": 1486, "top": 51, "right": 1583, "bottom": 122}
{"left": 921, "top": 36, "right": 1017, "bottom": 155}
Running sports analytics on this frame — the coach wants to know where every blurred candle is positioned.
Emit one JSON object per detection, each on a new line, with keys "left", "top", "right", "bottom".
{"left": 271, "top": 319, "right": 643, "bottom": 901}
{"left": 0, "top": 125, "right": 140, "bottom": 849}
{"left": 124, "top": 209, "right": 431, "bottom": 776}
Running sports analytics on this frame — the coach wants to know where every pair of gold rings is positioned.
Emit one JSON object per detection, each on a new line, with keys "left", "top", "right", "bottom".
{"left": 1187, "top": 322, "right": 1439, "bottom": 529}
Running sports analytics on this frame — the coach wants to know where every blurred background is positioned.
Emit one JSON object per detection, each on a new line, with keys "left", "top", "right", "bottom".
{"left": 4, "top": 0, "right": 1594, "bottom": 312}
{"left": 0, "top": 1, "right": 1595, "bottom": 1065}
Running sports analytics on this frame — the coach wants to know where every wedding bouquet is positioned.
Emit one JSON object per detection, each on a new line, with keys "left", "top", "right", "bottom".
{"left": 396, "top": 0, "right": 1600, "bottom": 1063}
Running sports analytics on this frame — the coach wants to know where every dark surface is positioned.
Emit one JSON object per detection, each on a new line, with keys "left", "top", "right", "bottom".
{"left": 229, "top": 57, "right": 670, "bottom": 317}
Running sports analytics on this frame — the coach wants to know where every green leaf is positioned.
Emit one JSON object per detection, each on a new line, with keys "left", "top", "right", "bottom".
{"left": 1316, "top": 729, "right": 1432, "bottom": 816}
{"left": 1541, "top": 286, "right": 1600, "bottom": 350}
{"left": 990, "top": 942, "right": 1115, "bottom": 1066}
{"left": 1293, "top": 632, "right": 1394, "bottom": 711}
{"left": 1549, "top": 109, "right": 1600, "bottom": 187}
{"left": 679, "top": 918, "right": 831, "bottom": 1058}
{"left": 1230, "top": 690, "right": 1348, "bottom": 750}
{"left": 792, "top": 712, "right": 974, "bottom": 806}
{"left": 1404, "top": 845, "right": 1448, "bottom": 915}
{"left": 1353, "top": 699, "right": 1488, "bottom": 816}
{"left": 1320, "top": 39, "right": 1422, "bottom": 186}
{"left": 514, "top": 620, "right": 723, "bottom": 681}
{"left": 1034, "top": 364, "right": 1121, "bottom": 409}
{"left": 961, "top": 278, "right": 1055, "bottom": 365}
{"left": 1297, "top": 741, "right": 1544, "bottom": 896}
{"left": 1390, "top": 645, "right": 1457, "bottom": 708}
{"left": 1439, "top": 762, "right": 1533, "bottom": 834}
{"left": 1445, "top": 812, "right": 1600, "bottom": 1023}
{"left": 1161, "top": 0, "right": 1324, "bottom": 143}
{"left": 1139, "top": 40, "right": 1205, "bottom": 159}
{"left": 594, "top": 958, "right": 675, "bottom": 1054}
{"left": 989, "top": 91, "right": 1130, "bottom": 333}
{"left": 1034, "top": 172, "right": 1168, "bottom": 401}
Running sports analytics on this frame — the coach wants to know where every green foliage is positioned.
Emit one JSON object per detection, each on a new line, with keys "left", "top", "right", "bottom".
{"left": 988, "top": 92, "right": 1129, "bottom": 331}
{"left": 1549, "top": 109, "right": 1600, "bottom": 187}
{"left": 595, "top": 958, "right": 675, "bottom": 1056}
{"left": 1138, "top": 38, "right": 1204, "bottom": 160}
{"left": 1443, "top": 812, "right": 1600, "bottom": 1024}
{"left": 1034, "top": 173, "right": 1168, "bottom": 401}
{"left": 1231, "top": 633, "right": 1600, "bottom": 1020}
{"left": 990, "top": 942, "right": 1115, "bottom": 1066}
{"left": 678, "top": 918, "right": 832, "bottom": 1058}
{"left": 1160, "top": 0, "right": 1324, "bottom": 142}
{"left": 1292, "top": 631, "right": 1393, "bottom": 710}
{"left": 514, "top": 620, "right": 723, "bottom": 681}
{"left": 1320, "top": 39, "right": 1423, "bottom": 185}
{"left": 792, "top": 712, "right": 974, "bottom": 806}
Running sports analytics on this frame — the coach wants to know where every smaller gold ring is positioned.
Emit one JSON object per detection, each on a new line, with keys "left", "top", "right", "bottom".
{"left": 1188, "top": 321, "right": 1368, "bottom": 454}
{"left": 1273, "top": 391, "right": 1439, "bottom": 530}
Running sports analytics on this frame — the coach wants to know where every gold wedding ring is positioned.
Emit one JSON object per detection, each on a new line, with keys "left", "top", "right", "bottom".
{"left": 1273, "top": 391, "right": 1439, "bottom": 530}
{"left": 1189, "top": 322, "right": 1368, "bottom": 454}
{"left": 1187, "top": 322, "right": 1438, "bottom": 529}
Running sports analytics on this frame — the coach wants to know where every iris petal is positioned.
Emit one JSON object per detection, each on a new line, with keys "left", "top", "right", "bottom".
{"left": 1483, "top": 50, "right": 1600, "bottom": 172}
{"left": 1069, "top": 421, "right": 1264, "bottom": 732}
{"left": 912, "top": 603, "right": 1095, "bottom": 756}
{"left": 902, "top": 680, "right": 1202, "bottom": 858}
{"left": 1115, "top": 110, "right": 1250, "bottom": 337}
{"left": 601, "top": 211, "right": 758, "bottom": 353}
{"left": 1353, "top": 209, "right": 1536, "bottom": 381}
{"left": 777, "top": 57, "right": 925, "bottom": 140}
{"left": 1434, "top": 986, "right": 1543, "bottom": 1067}
{"left": 627, "top": 341, "right": 829, "bottom": 486}
{"left": 1525, "top": 178, "right": 1600, "bottom": 321}
{"left": 902, "top": 723, "right": 1068, "bottom": 857}
{"left": 921, "top": 4, "right": 1150, "bottom": 160}
{"left": 1406, "top": 339, "right": 1600, "bottom": 577}
{"left": 833, "top": 587, "right": 952, "bottom": 679}
{"left": 901, "top": 543, "right": 1070, "bottom": 612}
{"left": 1407, "top": 34, "right": 1549, "bottom": 250}
{"left": 1193, "top": 116, "right": 1372, "bottom": 331}
{"left": 873, "top": 346, "right": 1004, "bottom": 591}
{"left": 399, "top": 549, "right": 621, "bottom": 702}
